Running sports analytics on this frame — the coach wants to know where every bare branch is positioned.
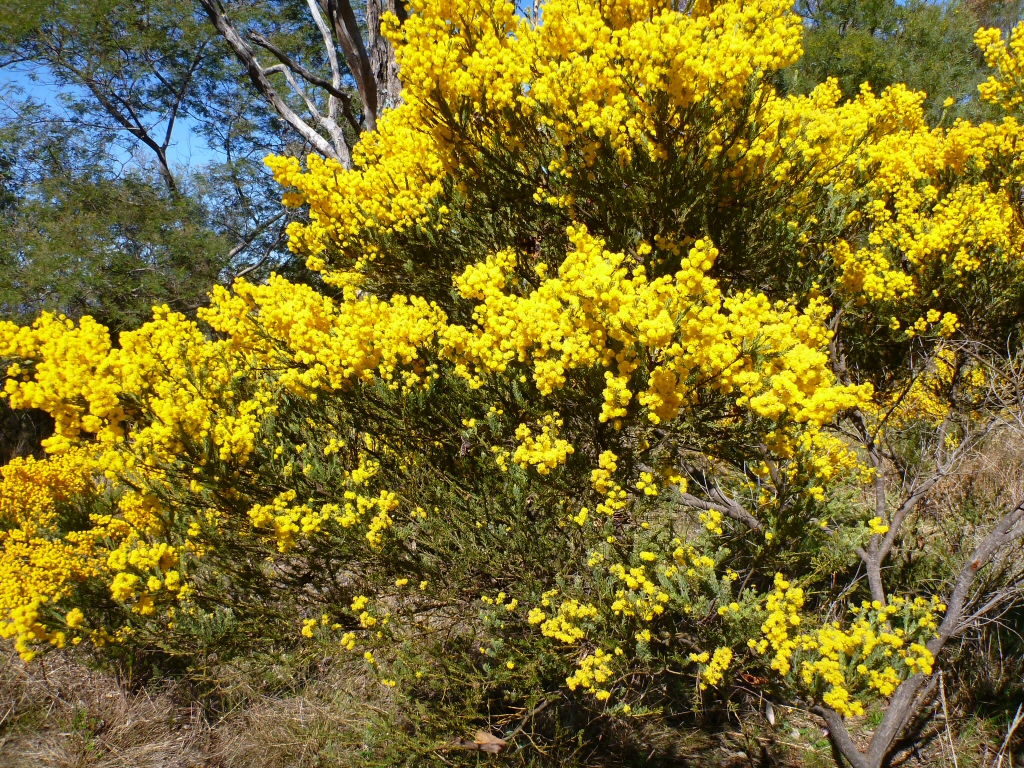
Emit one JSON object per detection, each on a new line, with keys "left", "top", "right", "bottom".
{"left": 809, "top": 706, "right": 870, "bottom": 768}
{"left": 278, "top": 65, "right": 351, "bottom": 159}
{"left": 226, "top": 210, "right": 286, "bottom": 264}
{"left": 677, "top": 491, "right": 762, "bottom": 531}
{"left": 322, "top": 0, "right": 378, "bottom": 131}
{"left": 248, "top": 31, "right": 359, "bottom": 147}
{"left": 817, "top": 496, "right": 1024, "bottom": 768}
{"left": 198, "top": 0, "right": 349, "bottom": 166}
{"left": 850, "top": 391, "right": 984, "bottom": 607}
{"left": 930, "top": 498, "right": 1024, "bottom": 653}
{"left": 157, "top": 43, "right": 210, "bottom": 154}
{"left": 305, "top": 0, "right": 364, "bottom": 135}
{"left": 46, "top": 48, "right": 179, "bottom": 193}
{"left": 855, "top": 473, "right": 943, "bottom": 606}
{"left": 247, "top": 32, "right": 350, "bottom": 103}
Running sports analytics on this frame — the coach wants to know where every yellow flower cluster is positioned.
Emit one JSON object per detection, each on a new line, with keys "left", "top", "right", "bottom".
{"left": 868, "top": 517, "right": 890, "bottom": 536}
{"left": 264, "top": 0, "right": 1024, "bottom": 347}
{"left": 1, "top": 272, "right": 451, "bottom": 476}
{"left": 566, "top": 648, "right": 617, "bottom": 701}
{"left": 690, "top": 647, "right": 733, "bottom": 691}
{"left": 589, "top": 450, "right": 630, "bottom": 517}
{"left": 755, "top": 573, "right": 805, "bottom": 675}
{"left": 607, "top": 563, "right": 671, "bottom": 621}
{"left": 270, "top": 0, "right": 800, "bottom": 268}
{"left": 0, "top": 450, "right": 106, "bottom": 660}
{"left": 512, "top": 413, "right": 575, "bottom": 474}
{"left": 0, "top": 286, "right": 427, "bottom": 657}
{"left": 384, "top": 0, "right": 802, "bottom": 172}
{"left": 832, "top": 175, "right": 1023, "bottom": 306}
{"left": 3, "top": 0, "right": 1021, "bottom": 712}
{"left": 533, "top": 598, "right": 600, "bottom": 644}
{"left": 106, "top": 535, "right": 181, "bottom": 618}
{"left": 248, "top": 490, "right": 318, "bottom": 553}
{"left": 249, "top": 486, "right": 399, "bottom": 553}
{"left": 699, "top": 510, "right": 724, "bottom": 536}
{"left": 442, "top": 227, "right": 867, "bottom": 436}
{"left": 976, "top": 23, "right": 1024, "bottom": 111}
{"left": 200, "top": 276, "right": 447, "bottom": 395}
{"left": 752, "top": 575, "right": 943, "bottom": 717}
{"left": 264, "top": 109, "right": 445, "bottom": 271}
{"left": 1, "top": 315, "right": 125, "bottom": 453}
{"left": 251, "top": 0, "right": 1024, "bottom": 433}
{"left": 816, "top": 81, "right": 1024, "bottom": 333}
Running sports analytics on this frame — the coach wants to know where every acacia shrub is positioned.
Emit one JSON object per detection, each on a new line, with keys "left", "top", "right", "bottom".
{"left": 1, "top": 0, "right": 1024, "bottom": 764}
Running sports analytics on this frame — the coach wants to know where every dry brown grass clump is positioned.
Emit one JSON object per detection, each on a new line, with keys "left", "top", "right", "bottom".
{"left": 0, "top": 648, "right": 209, "bottom": 767}
{"left": 0, "top": 649, "right": 399, "bottom": 768}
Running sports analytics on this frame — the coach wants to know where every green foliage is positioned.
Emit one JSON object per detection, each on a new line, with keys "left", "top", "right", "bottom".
{"left": 788, "top": 0, "right": 1007, "bottom": 121}
{"left": 0, "top": 0, "right": 311, "bottom": 334}
{"left": 0, "top": 107, "right": 232, "bottom": 332}
{"left": 0, "top": 0, "right": 221, "bottom": 191}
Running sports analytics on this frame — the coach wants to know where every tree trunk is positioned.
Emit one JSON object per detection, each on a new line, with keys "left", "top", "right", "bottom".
{"left": 366, "top": 0, "right": 404, "bottom": 112}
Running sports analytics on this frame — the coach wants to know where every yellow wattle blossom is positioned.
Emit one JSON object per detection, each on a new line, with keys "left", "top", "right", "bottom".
{"left": 512, "top": 413, "right": 575, "bottom": 474}
{"left": 442, "top": 227, "right": 868, "bottom": 434}
{"left": 868, "top": 517, "right": 890, "bottom": 536}
{"left": 690, "top": 646, "right": 734, "bottom": 690}
{"left": 753, "top": 577, "right": 942, "bottom": 717}
{"left": 0, "top": 449, "right": 109, "bottom": 659}
{"left": 538, "top": 599, "right": 600, "bottom": 644}
{"left": 976, "top": 23, "right": 1024, "bottom": 111}
{"left": 566, "top": 648, "right": 616, "bottom": 701}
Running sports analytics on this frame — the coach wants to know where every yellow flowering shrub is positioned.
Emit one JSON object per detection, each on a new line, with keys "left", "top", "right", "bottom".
{"left": 0, "top": 449, "right": 111, "bottom": 659}
{"left": 749, "top": 574, "right": 942, "bottom": 717}
{"left": 977, "top": 23, "right": 1024, "bottom": 112}
{"left": 2, "top": 0, "right": 1024, "bottom": 761}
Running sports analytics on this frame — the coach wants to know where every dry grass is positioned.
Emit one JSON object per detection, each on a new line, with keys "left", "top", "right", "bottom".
{"left": 0, "top": 649, "right": 210, "bottom": 767}
{"left": 206, "top": 659, "right": 387, "bottom": 768}
{"left": 1, "top": 646, "right": 1016, "bottom": 768}
{"left": 0, "top": 649, "right": 394, "bottom": 768}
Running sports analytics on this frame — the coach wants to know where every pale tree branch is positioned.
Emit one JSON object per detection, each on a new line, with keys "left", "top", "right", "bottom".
{"left": 677, "top": 490, "right": 762, "bottom": 531}
{"left": 819, "top": 347, "right": 1024, "bottom": 766}
{"left": 809, "top": 705, "right": 871, "bottom": 768}
{"left": 849, "top": 382, "right": 981, "bottom": 608}
{"left": 817, "top": 496, "right": 1024, "bottom": 768}
{"left": 672, "top": 459, "right": 762, "bottom": 531}
{"left": 248, "top": 31, "right": 360, "bottom": 142}
{"left": 246, "top": 32, "right": 348, "bottom": 104}
{"left": 855, "top": 412, "right": 995, "bottom": 608}
{"left": 305, "top": 0, "right": 362, "bottom": 135}
{"left": 854, "top": 473, "right": 942, "bottom": 606}
{"left": 198, "top": 0, "right": 350, "bottom": 167}
{"left": 322, "top": 0, "right": 378, "bottom": 131}
{"left": 267, "top": 53, "right": 350, "bottom": 157}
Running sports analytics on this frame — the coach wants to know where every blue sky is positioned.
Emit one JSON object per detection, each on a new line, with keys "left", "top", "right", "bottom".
{"left": 0, "top": 63, "right": 222, "bottom": 171}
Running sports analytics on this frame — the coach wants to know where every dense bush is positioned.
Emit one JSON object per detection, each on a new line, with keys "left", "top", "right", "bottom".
{"left": 2, "top": 0, "right": 1024, "bottom": 765}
